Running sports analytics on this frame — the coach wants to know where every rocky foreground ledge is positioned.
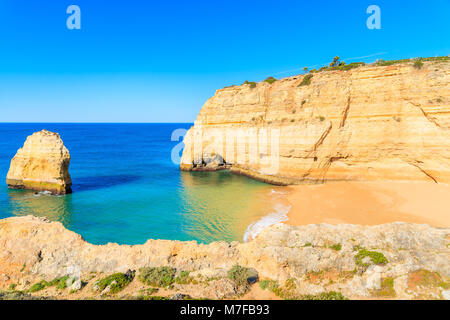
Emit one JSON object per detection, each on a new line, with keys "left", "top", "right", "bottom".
{"left": 0, "top": 216, "right": 449, "bottom": 300}
{"left": 6, "top": 130, "right": 72, "bottom": 195}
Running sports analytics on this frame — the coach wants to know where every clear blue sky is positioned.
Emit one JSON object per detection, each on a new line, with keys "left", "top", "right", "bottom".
{"left": 0, "top": 0, "right": 449, "bottom": 123}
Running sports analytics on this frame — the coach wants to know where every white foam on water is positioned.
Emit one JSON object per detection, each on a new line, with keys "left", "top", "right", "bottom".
{"left": 33, "top": 191, "right": 53, "bottom": 197}
{"left": 243, "top": 203, "right": 291, "bottom": 242}
{"left": 270, "top": 188, "right": 287, "bottom": 195}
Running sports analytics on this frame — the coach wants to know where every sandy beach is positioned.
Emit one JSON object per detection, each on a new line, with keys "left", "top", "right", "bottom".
{"left": 285, "top": 181, "right": 450, "bottom": 228}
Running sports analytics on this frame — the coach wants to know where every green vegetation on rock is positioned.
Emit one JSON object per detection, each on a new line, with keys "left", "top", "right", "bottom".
{"left": 375, "top": 56, "right": 448, "bottom": 68}
{"left": 259, "top": 279, "right": 279, "bottom": 291}
{"left": 174, "top": 270, "right": 193, "bottom": 284}
{"left": 0, "top": 290, "right": 51, "bottom": 300}
{"left": 329, "top": 243, "right": 342, "bottom": 251}
{"left": 263, "top": 76, "right": 277, "bottom": 84}
{"left": 138, "top": 266, "right": 176, "bottom": 287}
{"left": 95, "top": 271, "right": 135, "bottom": 294}
{"left": 355, "top": 247, "right": 388, "bottom": 267}
{"left": 375, "top": 58, "right": 411, "bottom": 66}
{"left": 413, "top": 58, "right": 424, "bottom": 69}
{"left": 372, "top": 277, "right": 396, "bottom": 297}
{"left": 298, "top": 74, "right": 313, "bottom": 86}
{"left": 227, "top": 265, "right": 257, "bottom": 290}
{"left": 29, "top": 281, "right": 47, "bottom": 293}
{"left": 136, "top": 295, "right": 170, "bottom": 300}
{"left": 243, "top": 80, "right": 257, "bottom": 88}
{"left": 28, "top": 275, "right": 72, "bottom": 293}
{"left": 300, "top": 291, "right": 348, "bottom": 300}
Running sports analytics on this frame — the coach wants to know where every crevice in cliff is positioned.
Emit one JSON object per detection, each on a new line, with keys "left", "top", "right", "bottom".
{"left": 340, "top": 95, "right": 351, "bottom": 128}
{"left": 263, "top": 85, "right": 274, "bottom": 122}
{"left": 404, "top": 99, "right": 445, "bottom": 129}
{"left": 407, "top": 161, "right": 438, "bottom": 183}
{"left": 312, "top": 122, "right": 333, "bottom": 152}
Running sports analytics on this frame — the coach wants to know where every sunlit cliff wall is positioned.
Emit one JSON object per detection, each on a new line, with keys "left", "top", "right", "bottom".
{"left": 181, "top": 60, "right": 450, "bottom": 185}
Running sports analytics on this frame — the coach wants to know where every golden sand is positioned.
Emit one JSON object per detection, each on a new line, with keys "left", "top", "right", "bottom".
{"left": 284, "top": 181, "right": 450, "bottom": 228}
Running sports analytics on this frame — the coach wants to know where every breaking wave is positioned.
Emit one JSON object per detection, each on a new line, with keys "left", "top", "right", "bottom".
{"left": 243, "top": 202, "right": 291, "bottom": 242}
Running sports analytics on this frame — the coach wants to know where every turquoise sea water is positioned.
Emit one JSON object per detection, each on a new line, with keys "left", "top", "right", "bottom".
{"left": 0, "top": 123, "right": 279, "bottom": 245}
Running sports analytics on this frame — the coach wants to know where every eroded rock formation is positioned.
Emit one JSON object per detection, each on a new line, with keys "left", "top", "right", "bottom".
{"left": 6, "top": 130, "right": 72, "bottom": 194}
{"left": 181, "top": 60, "right": 450, "bottom": 184}
{"left": 0, "top": 216, "right": 448, "bottom": 299}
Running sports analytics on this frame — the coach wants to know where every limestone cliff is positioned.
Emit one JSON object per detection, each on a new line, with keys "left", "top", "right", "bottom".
{"left": 6, "top": 130, "right": 72, "bottom": 195}
{"left": 181, "top": 60, "right": 450, "bottom": 184}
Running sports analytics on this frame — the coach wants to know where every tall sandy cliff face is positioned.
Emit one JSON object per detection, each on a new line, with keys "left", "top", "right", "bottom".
{"left": 6, "top": 130, "right": 72, "bottom": 195}
{"left": 181, "top": 61, "right": 450, "bottom": 184}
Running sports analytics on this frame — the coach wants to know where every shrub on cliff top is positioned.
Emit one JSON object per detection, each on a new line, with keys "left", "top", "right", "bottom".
{"left": 375, "top": 58, "right": 411, "bottom": 67}
{"left": 413, "top": 58, "right": 424, "bottom": 69}
{"left": 227, "top": 265, "right": 257, "bottom": 289}
{"left": 139, "top": 266, "right": 176, "bottom": 287}
{"left": 298, "top": 74, "right": 313, "bottom": 86}
{"left": 330, "top": 62, "right": 365, "bottom": 71}
{"left": 423, "top": 56, "right": 449, "bottom": 62}
{"left": 263, "top": 76, "right": 277, "bottom": 84}
{"left": 174, "top": 270, "right": 193, "bottom": 285}
{"left": 243, "top": 80, "right": 257, "bottom": 88}
{"left": 95, "top": 271, "right": 135, "bottom": 294}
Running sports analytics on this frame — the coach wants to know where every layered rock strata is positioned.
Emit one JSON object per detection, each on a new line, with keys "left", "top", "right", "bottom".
{"left": 6, "top": 130, "right": 72, "bottom": 194}
{"left": 181, "top": 61, "right": 450, "bottom": 184}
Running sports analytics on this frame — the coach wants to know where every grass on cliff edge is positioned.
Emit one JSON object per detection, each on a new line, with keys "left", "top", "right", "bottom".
{"left": 298, "top": 74, "right": 313, "bottom": 86}
{"left": 225, "top": 56, "right": 448, "bottom": 90}
{"left": 263, "top": 76, "right": 277, "bottom": 84}
{"left": 29, "top": 276, "right": 70, "bottom": 293}
{"left": 259, "top": 279, "right": 347, "bottom": 300}
{"left": 243, "top": 80, "right": 257, "bottom": 88}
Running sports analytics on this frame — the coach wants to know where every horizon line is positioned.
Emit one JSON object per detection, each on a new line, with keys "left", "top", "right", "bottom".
{"left": 0, "top": 122, "right": 195, "bottom": 124}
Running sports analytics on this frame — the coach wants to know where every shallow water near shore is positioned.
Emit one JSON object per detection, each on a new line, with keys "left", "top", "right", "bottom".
{"left": 0, "top": 123, "right": 279, "bottom": 244}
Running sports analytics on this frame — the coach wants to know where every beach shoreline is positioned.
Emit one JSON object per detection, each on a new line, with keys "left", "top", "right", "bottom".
{"left": 283, "top": 180, "right": 450, "bottom": 228}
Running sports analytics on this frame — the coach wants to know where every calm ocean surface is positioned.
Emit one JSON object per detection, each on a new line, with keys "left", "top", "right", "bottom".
{"left": 0, "top": 123, "right": 280, "bottom": 245}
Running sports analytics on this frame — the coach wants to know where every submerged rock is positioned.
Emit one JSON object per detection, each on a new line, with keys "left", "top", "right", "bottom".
{"left": 6, "top": 130, "right": 72, "bottom": 195}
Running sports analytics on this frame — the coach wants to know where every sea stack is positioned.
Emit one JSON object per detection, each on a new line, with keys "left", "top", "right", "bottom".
{"left": 6, "top": 130, "right": 72, "bottom": 195}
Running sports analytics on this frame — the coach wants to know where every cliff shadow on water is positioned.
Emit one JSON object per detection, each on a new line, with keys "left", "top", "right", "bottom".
{"left": 71, "top": 174, "right": 142, "bottom": 193}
